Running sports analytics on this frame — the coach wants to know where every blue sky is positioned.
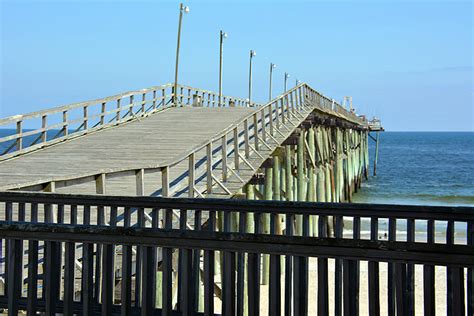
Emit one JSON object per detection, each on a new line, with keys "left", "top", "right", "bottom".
{"left": 1, "top": 0, "right": 472, "bottom": 131}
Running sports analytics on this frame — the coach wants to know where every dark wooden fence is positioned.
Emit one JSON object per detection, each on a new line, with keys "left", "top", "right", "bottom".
{"left": 0, "top": 191, "right": 473, "bottom": 315}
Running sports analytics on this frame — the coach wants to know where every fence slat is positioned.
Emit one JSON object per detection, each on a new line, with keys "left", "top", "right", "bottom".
{"left": 204, "top": 211, "right": 215, "bottom": 316}
{"left": 27, "top": 203, "right": 39, "bottom": 314}
{"left": 387, "top": 217, "right": 396, "bottom": 316}
{"left": 222, "top": 211, "right": 236, "bottom": 315}
{"left": 334, "top": 215, "right": 343, "bottom": 316}
{"left": 406, "top": 218, "right": 415, "bottom": 315}
{"left": 285, "top": 213, "right": 294, "bottom": 316}
{"left": 64, "top": 204, "right": 77, "bottom": 315}
{"left": 82, "top": 205, "right": 94, "bottom": 315}
{"left": 121, "top": 207, "right": 132, "bottom": 315}
{"left": 269, "top": 212, "right": 281, "bottom": 316}
{"left": 423, "top": 219, "right": 435, "bottom": 315}
{"left": 317, "top": 215, "right": 329, "bottom": 316}
{"left": 369, "top": 217, "right": 380, "bottom": 315}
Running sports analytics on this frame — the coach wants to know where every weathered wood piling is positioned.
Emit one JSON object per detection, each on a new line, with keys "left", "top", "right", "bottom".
{"left": 250, "top": 111, "right": 370, "bottom": 294}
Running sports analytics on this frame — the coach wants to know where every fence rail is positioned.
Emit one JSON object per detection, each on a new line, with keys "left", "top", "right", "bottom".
{"left": 0, "top": 191, "right": 472, "bottom": 315}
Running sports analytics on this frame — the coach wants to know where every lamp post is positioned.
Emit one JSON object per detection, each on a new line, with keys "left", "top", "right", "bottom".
{"left": 269, "top": 63, "right": 277, "bottom": 101}
{"left": 218, "top": 30, "right": 227, "bottom": 107}
{"left": 284, "top": 72, "right": 290, "bottom": 92}
{"left": 173, "top": 3, "right": 189, "bottom": 106}
{"left": 248, "top": 50, "right": 256, "bottom": 106}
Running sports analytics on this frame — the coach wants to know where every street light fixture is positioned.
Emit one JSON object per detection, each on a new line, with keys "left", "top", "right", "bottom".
{"left": 173, "top": 3, "right": 190, "bottom": 106}
{"left": 284, "top": 72, "right": 290, "bottom": 92}
{"left": 248, "top": 50, "right": 256, "bottom": 106}
{"left": 269, "top": 63, "right": 277, "bottom": 101}
{"left": 218, "top": 30, "right": 228, "bottom": 107}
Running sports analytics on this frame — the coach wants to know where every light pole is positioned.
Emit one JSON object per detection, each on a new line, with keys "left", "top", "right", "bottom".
{"left": 269, "top": 63, "right": 277, "bottom": 101}
{"left": 248, "top": 50, "right": 256, "bottom": 106}
{"left": 218, "top": 30, "right": 227, "bottom": 107}
{"left": 173, "top": 3, "right": 189, "bottom": 106}
{"left": 284, "top": 72, "right": 290, "bottom": 92}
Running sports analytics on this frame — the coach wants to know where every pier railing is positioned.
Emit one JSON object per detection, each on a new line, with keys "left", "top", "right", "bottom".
{"left": 0, "top": 191, "right": 472, "bottom": 315}
{"left": 0, "top": 83, "right": 365, "bottom": 162}
{"left": 0, "top": 84, "right": 253, "bottom": 160}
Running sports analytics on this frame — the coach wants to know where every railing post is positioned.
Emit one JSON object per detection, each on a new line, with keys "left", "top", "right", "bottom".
{"left": 299, "top": 86, "right": 304, "bottom": 109}
{"left": 95, "top": 173, "right": 106, "bottom": 194}
{"left": 261, "top": 109, "right": 266, "bottom": 142}
{"left": 152, "top": 90, "right": 157, "bottom": 110}
{"left": 253, "top": 113, "right": 259, "bottom": 151}
{"left": 180, "top": 87, "right": 184, "bottom": 104}
{"left": 290, "top": 91, "right": 295, "bottom": 113}
{"left": 285, "top": 94, "right": 290, "bottom": 115}
{"left": 42, "top": 115, "right": 47, "bottom": 143}
{"left": 280, "top": 98, "right": 286, "bottom": 125}
{"left": 141, "top": 93, "right": 146, "bottom": 113}
{"left": 116, "top": 99, "right": 121, "bottom": 123}
{"left": 162, "top": 166, "right": 169, "bottom": 197}
{"left": 63, "top": 110, "right": 68, "bottom": 136}
{"left": 135, "top": 169, "right": 144, "bottom": 196}
{"left": 16, "top": 120, "right": 22, "bottom": 151}
{"left": 294, "top": 89, "right": 299, "bottom": 112}
{"left": 233, "top": 127, "right": 239, "bottom": 170}
{"left": 162, "top": 88, "right": 166, "bottom": 107}
{"left": 188, "top": 153, "right": 195, "bottom": 197}
{"left": 244, "top": 119, "right": 250, "bottom": 158}
{"left": 207, "top": 143, "right": 213, "bottom": 194}
{"left": 129, "top": 95, "right": 134, "bottom": 117}
{"left": 83, "top": 106, "right": 88, "bottom": 130}
{"left": 269, "top": 104, "right": 274, "bottom": 136}
{"left": 187, "top": 88, "right": 191, "bottom": 105}
{"left": 222, "top": 134, "right": 228, "bottom": 182}
{"left": 100, "top": 102, "right": 106, "bottom": 125}
{"left": 275, "top": 101, "right": 280, "bottom": 130}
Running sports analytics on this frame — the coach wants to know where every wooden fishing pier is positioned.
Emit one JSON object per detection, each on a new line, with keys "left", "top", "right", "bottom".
{"left": 0, "top": 83, "right": 472, "bottom": 315}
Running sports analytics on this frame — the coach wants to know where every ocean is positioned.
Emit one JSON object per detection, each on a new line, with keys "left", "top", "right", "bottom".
{"left": 353, "top": 132, "right": 474, "bottom": 207}
{"left": 0, "top": 129, "right": 473, "bottom": 206}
